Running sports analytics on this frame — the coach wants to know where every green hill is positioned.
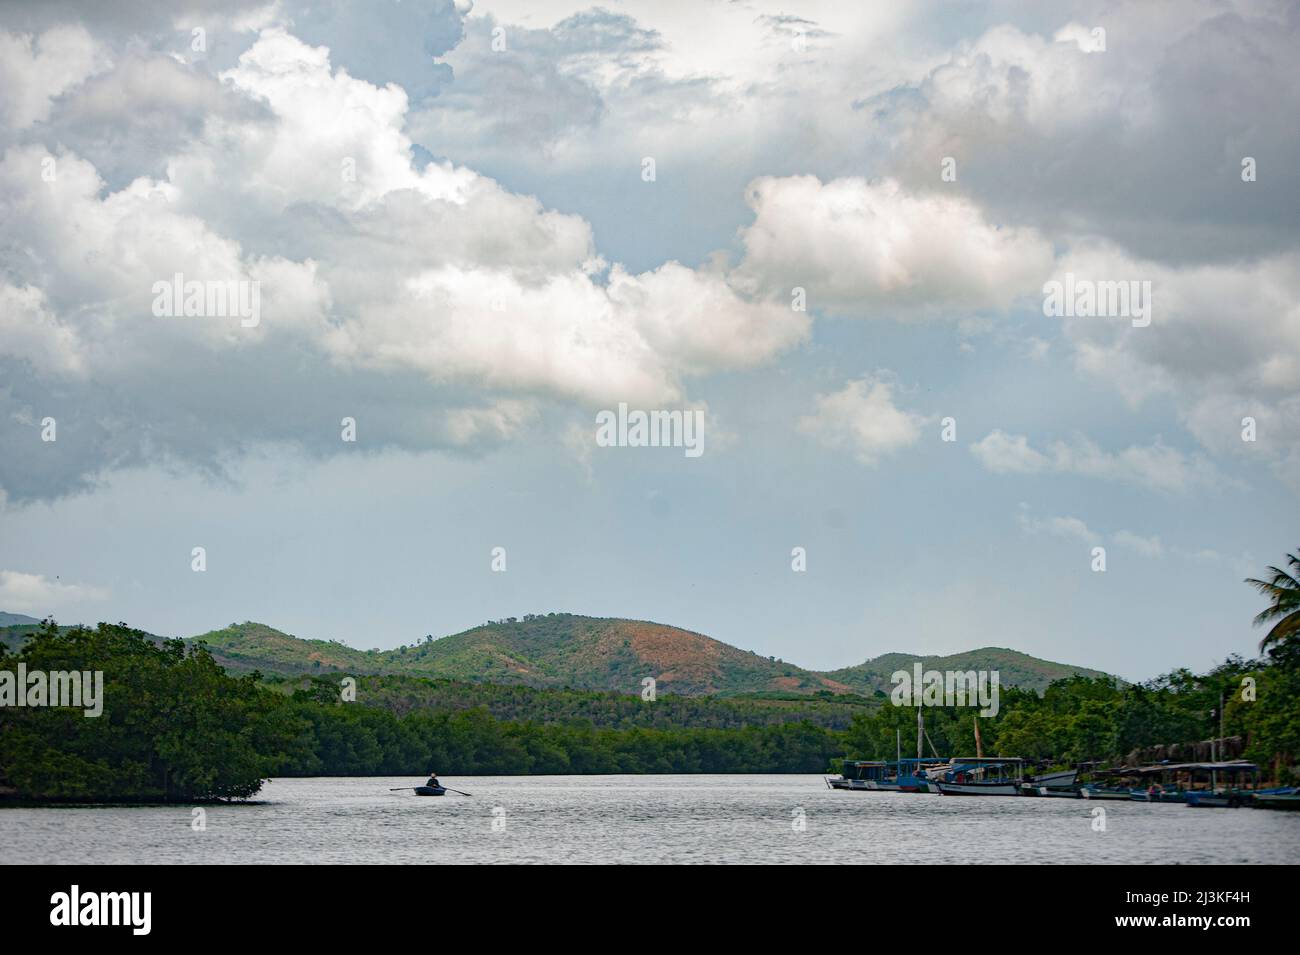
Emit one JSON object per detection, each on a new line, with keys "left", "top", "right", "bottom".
{"left": 0, "top": 612, "right": 42, "bottom": 627}
{"left": 5, "top": 609, "right": 1117, "bottom": 698}
{"left": 191, "top": 614, "right": 853, "bottom": 697}
{"left": 186, "top": 615, "right": 1114, "bottom": 697}
{"left": 189, "top": 621, "right": 387, "bottom": 675}
{"left": 1, "top": 619, "right": 53, "bottom": 654}
{"left": 823, "top": 647, "right": 1113, "bottom": 696}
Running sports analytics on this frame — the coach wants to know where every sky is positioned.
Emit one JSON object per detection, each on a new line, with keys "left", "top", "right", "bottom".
{"left": 0, "top": 0, "right": 1297, "bottom": 681}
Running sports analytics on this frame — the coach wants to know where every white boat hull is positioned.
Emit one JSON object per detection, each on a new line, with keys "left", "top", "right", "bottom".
{"left": 1032, "top": 769, "right": 1078, "bottom": 788}
{"left": 935, "top": 781, "right": 1022, "bottom": 796}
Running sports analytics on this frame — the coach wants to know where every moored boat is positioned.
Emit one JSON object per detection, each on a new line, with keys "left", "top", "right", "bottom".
{"left": 932, "top": 758, "right": 1029, "bottom": 796}
{"left": 1185, "top": 790, "right": 1239, "bottom": 808}
{"left": 1031, "top": 768, "right": 1079, "bottom": 788}
{"left": 937, "top": 780, "right": 1023, "bottom": 796}
{"left": 1250, "top": 787, "right": 1300, "bottom": 810}
{"left": 828, "top": 760, "right": 890, "bottom": 790}
{"left": 1180, "top": 762, "right": 1262, "bottom": 808}
{"left": 829, "top": 758, "right": 947, "bottom": 793}
{"left": 1080, "top": 785, "right": 1132, "bottom": 800}
{"left": 1036, "top": 785, "right": 1081, "bottom": 798}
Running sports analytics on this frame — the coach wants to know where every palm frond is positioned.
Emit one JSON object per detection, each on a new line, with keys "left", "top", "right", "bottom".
{"left": 1248, "top": 550, "right": 1300, "bottom": 654}
{"left": 1260, "top": 610, "right": 1300, "bottom": 652}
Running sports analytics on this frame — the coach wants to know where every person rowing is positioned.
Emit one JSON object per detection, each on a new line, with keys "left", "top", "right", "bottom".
{"left": 389, "top": 775, "right": 471, "bottom": 796}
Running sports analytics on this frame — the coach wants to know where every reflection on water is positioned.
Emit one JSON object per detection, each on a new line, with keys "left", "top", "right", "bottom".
{"left": 2, "top": 775, "right": 1296, "bottom": 864}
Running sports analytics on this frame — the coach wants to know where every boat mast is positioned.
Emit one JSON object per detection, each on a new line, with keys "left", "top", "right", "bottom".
{"left": 916, "top": 702, "right": 923, "bottom": 761}
{"left": 1211, "top": 691, "right": 1222, "bottom": 758}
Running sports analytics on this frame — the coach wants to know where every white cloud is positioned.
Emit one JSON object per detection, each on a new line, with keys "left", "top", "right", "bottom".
{"left": 1016, "top": 507, "right": 1194, "bottom": 562}
{"left": 0, "top": 26, "right": 807, "bottom": 500}
{"left": 0, "top": 283, "right": 85, "bottom": 375}
{"left": 1113, "top": 530, "right": 1164, "bottom": 557}
{"left": 212, "top": 29, "right": 478, "bottom": 211}
{"left": 0, "top": 25, "right": 108, "bottom": 130}
{"left": 3, "top": 6, "right": 1296, "bottom": 506}
{"left": 969, "top": 430, "right": 1051, "bottom": 474}
{"left": 972, "top": 430, "right": 1217, "bottom": 492}
{"left": 798, "top": 376, "right": 926, "bottom": 465}
{"left": 0, "top": 571, "right": 109, "bottom": 613}
{"left": 1016, "top": 509, "right": 1095, "bottom": 544}
{"left": 732, "top": 176, "right": 1053, "bottom": 315}
{"left": 872, "top": 9, "right": 1300, "bottom": 263}
{"left": 417, "top": 2, "right": 921, "bottom": 173}
{"left": 443, "top": 399, "right": 539, "bottom": 447}
{"left": 1051, "top": 244, "right": 1300, "bottom": 482}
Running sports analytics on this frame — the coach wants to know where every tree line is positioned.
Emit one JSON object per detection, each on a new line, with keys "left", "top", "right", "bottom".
{"left": 2, "top": 548, "right": 1297, "bottom": 800}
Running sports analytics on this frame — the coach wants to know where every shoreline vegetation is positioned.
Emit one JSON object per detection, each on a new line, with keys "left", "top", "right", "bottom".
{"left": 2, "top": 550, "right": 1297, "bottom": 803}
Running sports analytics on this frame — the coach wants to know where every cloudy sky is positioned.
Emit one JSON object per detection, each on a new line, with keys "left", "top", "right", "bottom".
{"left": 1, "top": 0, "right": 1296, "bottom": 680}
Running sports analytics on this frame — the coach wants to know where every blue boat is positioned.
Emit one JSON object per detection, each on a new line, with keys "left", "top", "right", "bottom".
{"left": 932, "top": 758, "right": 1031, "bottom": 796}
{"left": 1249, "top": 787, "right": 1299, "bottom": 810}
{"left": 874, "top": 758, "right": 950, "bottom": 792}
{"left": 828, "top": 760, "right": 890, "bottom": 790}
{"left": 829, "top": 758, "right": 948, "bottom": 792}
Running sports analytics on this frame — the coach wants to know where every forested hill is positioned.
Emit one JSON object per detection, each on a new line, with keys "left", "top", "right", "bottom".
{"left": 3, "top": 611, "right": 1113, "bottom": 698}
{"left": 188, "top": 613, "right": 1111, "bottom": 696}
{"left": 4, "top": 620, "right": 1293, "bottom": 800}
{"left": 188, "top": 614, "right": 857, "bottom": 696}
{"left": 0, "top": 612, "right": 41, "bottom": 627}
{"left": 824, "top": 648, "right": 1114, "bottom": 696}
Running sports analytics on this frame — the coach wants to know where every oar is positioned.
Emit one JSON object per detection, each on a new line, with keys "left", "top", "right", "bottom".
{"left": 390, "top": 787, "right": 417, "bottom": 791}
{"left": 442, "top": 788, "right": 473, "bottom": 796}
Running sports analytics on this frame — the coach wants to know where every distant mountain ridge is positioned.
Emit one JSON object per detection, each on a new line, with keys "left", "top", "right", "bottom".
{"left": 188, "top": 615, "right": 856, "bottom": 697}
{"left": 0, "top": 612, "right": 42, "bottom": 627}
{"left": 2, "top": 610, "right": 1115, "bottom": 697}
{"left": 823, "top": 648, "right": 1114, "bottom": 696}
{"left": 179, "top": 613, "right": 1112, "bottom": 697}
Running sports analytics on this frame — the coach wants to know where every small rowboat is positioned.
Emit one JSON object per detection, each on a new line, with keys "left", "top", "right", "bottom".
{"left": 1036, "top": 786, "right": 1081, "bottom": 798}
{"left": 1185, "top": 791, "right": 1239, "bottom": 807}
{"left": 414, "top": 786, "right": 446, "bottom": 797}
{"left": 1251, "top": 791, "right": 1300, "bottom": 810}
{"left": 935, "top": 780, "right": 1022, "bottom": 796}
{"left": 1080, "top": 786, "right": 1132, "bottom": 800}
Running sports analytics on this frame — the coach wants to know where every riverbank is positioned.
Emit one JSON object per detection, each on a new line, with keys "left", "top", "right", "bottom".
{"left": 2, "top": 775, "right": 1295, "bottom": 865}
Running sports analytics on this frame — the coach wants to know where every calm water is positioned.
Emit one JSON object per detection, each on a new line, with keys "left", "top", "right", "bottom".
{"left": 2, "top": 775, "right": 1296, "bottom": 864}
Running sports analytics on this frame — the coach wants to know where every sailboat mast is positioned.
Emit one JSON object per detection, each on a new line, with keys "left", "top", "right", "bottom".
{"left": 916, "top": 703, "right": 923, "bottom": 761}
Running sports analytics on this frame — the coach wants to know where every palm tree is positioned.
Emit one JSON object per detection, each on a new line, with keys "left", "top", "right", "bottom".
{"left": 1245, "top": 548, "right": 1300, "bottom": 653}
